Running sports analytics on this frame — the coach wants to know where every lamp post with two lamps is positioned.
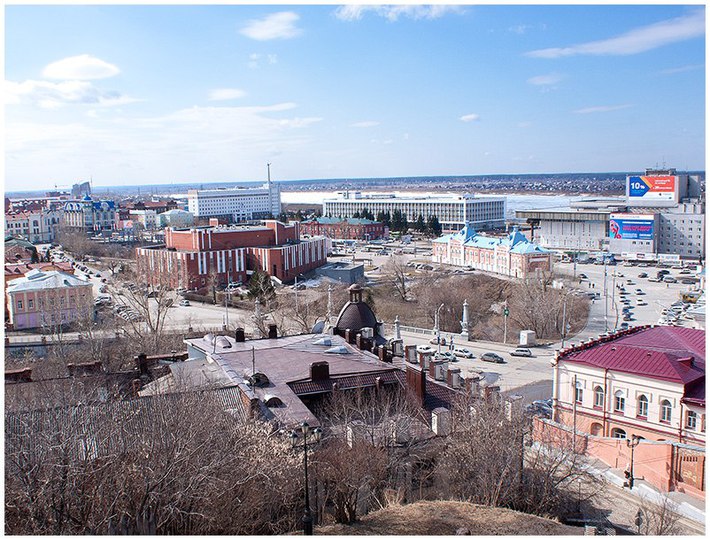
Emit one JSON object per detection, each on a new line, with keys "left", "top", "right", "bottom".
{"left": 289, "top": 422, "right": 322, "bottom": 536}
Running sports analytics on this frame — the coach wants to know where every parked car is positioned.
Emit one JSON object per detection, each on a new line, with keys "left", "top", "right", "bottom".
{"left": 681, "top": 278, "right": 697, "bottom": 285}
{"left": 635, "top": 289, "right": 645, "bottom": 295}
{"left": 481, "top": 352, "right": 505, "bottom": 364}
{"left": 638, "top": 272, "right": 648, "bottom": 278}
{"left": 179, "top": 299, "right": 191, "bottom": 307}
{"left": 429, "top": 335, "right": 447, "bottom": 345}
{"left": 416, "top": 345, "right": 433, "bottom": 353}
{"left": 619, "top": 322, "right": 630, "bottom": 329}
{"left": 663, "top": 276, "right": 677, "bottom": 283}
{"left": 510, "top": 347, "right": 533, "bottom": 357}
{"left": 679, "top": 269, "right": 692, "bottom": 275}
{"left": 436, "top": 351, "right": 457, "bottom": 362}
{"left": 578, "top": 273, "right": 588, "bottom": 280}
{"left": 648, "top": 276, "right": 661, "bottom": 282}
{"left": 637, "top": 300, "right": 648, "bottom": 306}
{"left": 453, "top": 347, "right": 475, "bottom": 359}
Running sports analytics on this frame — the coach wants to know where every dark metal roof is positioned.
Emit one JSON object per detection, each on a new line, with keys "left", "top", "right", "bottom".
{"left": 289, "top": 370, "right": 401, "bottom": 395}
{"left": 334, "top": 301, "right": 378, "bottom": 333}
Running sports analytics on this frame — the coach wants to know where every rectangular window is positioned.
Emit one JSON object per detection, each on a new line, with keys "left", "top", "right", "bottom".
{"left": 28, "top": 299, "right": 34, "bottom": 309}
{"left": 686, "top": 411, "right": 697, "bottom": 430}
{"left": 614, "top": 395, "right": 625, "bottom": 413}
{"left": 17, "top": 300, "right": 23, "bottom": 310}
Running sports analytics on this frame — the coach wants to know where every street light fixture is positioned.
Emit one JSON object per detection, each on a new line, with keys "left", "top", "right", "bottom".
{"left": 626, "top": 435, "right": 641, "bottom": 489}
{"left": 289, "top": 421, "right": 323, "bottom": 535}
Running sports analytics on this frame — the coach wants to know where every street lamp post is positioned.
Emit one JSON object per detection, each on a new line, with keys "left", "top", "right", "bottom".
{"left": 435, "top": 303, "right": 444, "bottom": 355}
{"left": 626, "top": 435, "right": 641, "bottom": 489}
{"left": 289, "top": 422, "right": 323, "bottom": 535}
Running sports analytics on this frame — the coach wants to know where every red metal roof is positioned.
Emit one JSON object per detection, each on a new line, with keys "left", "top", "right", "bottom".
{"left": 560, "top": 327, "right": 705, "bottom": 404}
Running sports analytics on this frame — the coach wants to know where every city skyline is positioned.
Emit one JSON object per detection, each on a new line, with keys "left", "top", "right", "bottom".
{"left": 5, "top": 4, "right": 706, "bottom": 191}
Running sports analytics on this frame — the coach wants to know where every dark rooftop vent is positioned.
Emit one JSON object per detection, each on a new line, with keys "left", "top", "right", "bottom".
{"left": 235, "top": 328, "right": 245, "bottom": 342}
{"left": 310, "top": 361, "right": 330, "bottom": 381}
{"left": 249, "top": 372, "right": 270, "bottom": 387}
{"left": 263, "top": 394, "right": 283, "bottom": 407}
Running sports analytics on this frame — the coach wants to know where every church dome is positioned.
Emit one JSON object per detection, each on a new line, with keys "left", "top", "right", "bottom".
{"left": 334, "top": 284, "right": 377, "bottom": 334}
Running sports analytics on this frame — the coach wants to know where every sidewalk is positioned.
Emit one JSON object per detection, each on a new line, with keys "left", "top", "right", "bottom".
{"left": 584, "top": 456, "right": 705, "bottom": 526}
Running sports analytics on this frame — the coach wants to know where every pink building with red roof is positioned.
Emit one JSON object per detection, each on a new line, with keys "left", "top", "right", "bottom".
{"left": 552, "top": 325, "right": 705, "bottom": 447}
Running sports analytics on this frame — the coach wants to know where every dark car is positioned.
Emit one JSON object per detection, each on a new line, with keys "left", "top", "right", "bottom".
{"left": 638, "top": 272, "right": 648, "bottom": 278}
{"left": 481, "top": 352, "right": 505, "bottom": 364}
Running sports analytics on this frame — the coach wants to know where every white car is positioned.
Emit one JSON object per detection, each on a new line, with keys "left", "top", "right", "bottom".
{"left": 453, "top": 347, "right": 475, "bottom": 359}
{"left": 179, "top": 299, "right": 191, "bottom": 307}
{"left": 510, "top": 348, "right": 533, "bottom": 357}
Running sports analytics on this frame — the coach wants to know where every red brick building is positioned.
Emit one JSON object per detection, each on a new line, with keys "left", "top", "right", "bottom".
{"left": 135, "top": 220, "right": 330, "bottom": 289}
{"left": 300, "top": 217, "right": 386, "bottom": 240}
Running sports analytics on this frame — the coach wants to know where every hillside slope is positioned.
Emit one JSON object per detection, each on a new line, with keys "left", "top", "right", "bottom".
{"left": 315, "top": 500, "right": 583, "bottom": 536}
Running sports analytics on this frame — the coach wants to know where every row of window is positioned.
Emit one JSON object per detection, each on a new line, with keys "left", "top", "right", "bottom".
{"left": 577, "top": 385, "right": 702, "bottom": 431}
{"left": 16, "top": 294, "right": 88, "bottom": 311}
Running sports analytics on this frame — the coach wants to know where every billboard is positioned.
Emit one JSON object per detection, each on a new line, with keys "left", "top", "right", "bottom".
{"left": 609, "top": 214, "right": 655, "bottom": 240}
{"left": 627, "top": 175, "right": 677, "bottom": 203}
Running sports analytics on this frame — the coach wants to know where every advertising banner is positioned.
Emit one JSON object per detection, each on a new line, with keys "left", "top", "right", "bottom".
{"left": 627, "top": 175, "right": 676, "bottom": 202}
{"left": 609, "top": 214, "right": 654, "bottom": 240}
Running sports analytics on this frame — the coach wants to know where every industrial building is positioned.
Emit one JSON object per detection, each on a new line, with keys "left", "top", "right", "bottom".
{"left": 517, "top": 169, "right": 705, "bottom": 261}
{"left": 323, "top": 192, "right": 505, "bottom": 232}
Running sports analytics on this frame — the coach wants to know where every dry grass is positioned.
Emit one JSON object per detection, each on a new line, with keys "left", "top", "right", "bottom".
{"left": 314, "top": 500, "right": 583, "bottom": 536}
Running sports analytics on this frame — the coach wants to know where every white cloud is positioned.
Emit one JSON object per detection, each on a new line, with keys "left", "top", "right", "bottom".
{"left": 574, "top": 104, "right": 632, "bottom": 114}
{"left": 350, "top": 120, "right": 380, "bottom": 128}
{"left": 6, "top": 101, "right": 324, "bottom": 187}
{"left": 335, "top": 5, "right": 464, "bottom": 22}
{"left": 248, "top": 53, "right": 278, "bottom": 69}
{"left": 208, "top": 88, "right": 247, "bottom": 101}
{"left": 509, "top": 24, "right": 532, "bottom": 35}
{"left": 460, "top": 113, "right": 480, "bottom": 122}
{"left": 526, "top": 10, "right": 704, "bottom": 58}
{"left": 42, "top": 54, "right": 120, "bottom": 80}
{"left": 527, "top": 73, "right": 563, "bottom": 86}
{"left": 240, "top": 12, "right": 302, "bottom": 41}
{"left": 6, "top": 79, "right": 137, "bottom": 109}
{"left": 658, "top": 64, "right": 704, "bottom": 75}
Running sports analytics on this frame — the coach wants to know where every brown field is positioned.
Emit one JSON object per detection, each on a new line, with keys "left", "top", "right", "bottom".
{"left": 314, "top": 500, "right": 583, "bottom": 536}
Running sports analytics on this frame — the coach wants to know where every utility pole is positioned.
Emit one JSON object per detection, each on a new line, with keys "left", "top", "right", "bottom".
{"left": 572, "top": 374, "right": 578, "bottom": 454}
{"left": 503, "top": 300, "right": 509, "bottom": 344}
{"left": 603, "top": 258, "right": 608, "bottom": 331}
{"left": 561, "top": 295, "right": 568, "bottom": 348}
{"left": 295, "top": 275, "right": 299, "bottom": 316}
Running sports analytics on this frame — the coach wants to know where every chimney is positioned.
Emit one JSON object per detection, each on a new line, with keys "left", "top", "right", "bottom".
{"left": 447, "top": 367, "right": 462, "bottom": 388}
{"left": 375, "top": 376, "right": 382, "bottom": 391}
{"left": 344, "top": 328, "right": 353, "bottom": 343}
{"left": 405, "top": 345, "right": 418, "bottom": 364}
{"left": 431, "top": 407, "right": 451, "bottom": 436}
{"left": 378, "top": 345, "right": 386, "bottom": 362}
{"left": 484, "top": 385, "right": 501, "bottom": 401}
{"left": 235, "top": 327, "right": 245, "bottom": 342}
{"left": 310, "top": 361, "right": 330, "bottom": 381}
{"left": 67, "top": 361, "right": 103, "bottom": 377}
{"left": 406, "top": 363, "right": 426, "bottom": 407}
{"left": 5, "top": 368, "right": 32, "bottom": 383}
{"left": 355, "top": 333, "right": 363, "bottom": 350}
{"left": 268, "top": 324, "right": 278, "bottom": 339}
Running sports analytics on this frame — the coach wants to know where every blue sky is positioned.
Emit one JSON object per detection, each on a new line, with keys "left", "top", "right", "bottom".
{"left": 4, "top": 4, "right": 706, "bottom": 190}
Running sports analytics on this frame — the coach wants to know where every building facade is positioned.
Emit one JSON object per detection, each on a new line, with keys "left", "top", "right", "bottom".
{"left": 552, "top": 325, "right": 705, "bottom": 447}
{"left": 187, "top": 183, "right": 281, "bottom": 223}
{"left": 6, "top": 269, "right": 94, "bottom": 330}
{"left": 61, "top": 196, "right": 117, "bottom": 234}
{"left": 517, "top": 169, "right": 705, "bottom": 260}
{"left": 432, "top": 226, "right": 552, "bottom": 278}
{"left": 299, "top": 217, "right": 386, "bottom": 240}
{"left": 158, "top": 209, "right": 195, "bottom": 228}
{"left": 323, "top": 192, "right": 506, "bottom": 232}
{"left": 5, "top": 205, "right": 62, "bottom": 244}
{"left": 135, "top": 220, "right": 329, "bottom": 289}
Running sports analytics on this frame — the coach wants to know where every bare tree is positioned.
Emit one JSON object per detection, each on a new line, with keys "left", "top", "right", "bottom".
{"left": 636, "top": 495, "right": 683, "bottom": 535}
{"left": 380, "top": 256, "right": 412, "bottom": 301}
{"left": 5, "top": 389, "right": 303, "bottom": 535}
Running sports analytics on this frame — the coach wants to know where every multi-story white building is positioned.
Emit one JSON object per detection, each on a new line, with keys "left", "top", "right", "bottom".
{"left": 5, "top": 208, "right": 61, "bottom": 245}
{"left": 657, "top": 201, "right": 705, "bottom": 260}
{"left": 61, "top": 196, "right": 117, "bottom": 234}
{"left": 323, "top": 192, "right": 506, "bottom": 232}
{"left": 187, "top": 183, "right": 281, "bottom": 223}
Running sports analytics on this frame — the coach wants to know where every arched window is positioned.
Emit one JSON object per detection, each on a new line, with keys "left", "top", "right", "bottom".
{"left": 637, "top": 395, "right": 648, "bottom": 418}
{"left": 614, "top": 390, "right": 625, "bottom": 413}
{"left": 660, "top": 400, "right": 672, "bottom": 423}
{"left": 575, "top": 381, "right": 583, "bottom": 404}
{"left": 611, "top": 427, "right": 627, "bottom": 439}
{"left": 686, "top": 411, "right": 697, "bottom": 430}
{"left": 590, "top": 422, "right": 603, "bottom": 436}
{"left": 594, "top": 386, "right": 604, "bottom": 408}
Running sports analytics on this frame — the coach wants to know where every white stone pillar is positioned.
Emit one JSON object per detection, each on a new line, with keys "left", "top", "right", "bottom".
{"left": 460, "top": 299, "right": 469, "bottom": 340}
